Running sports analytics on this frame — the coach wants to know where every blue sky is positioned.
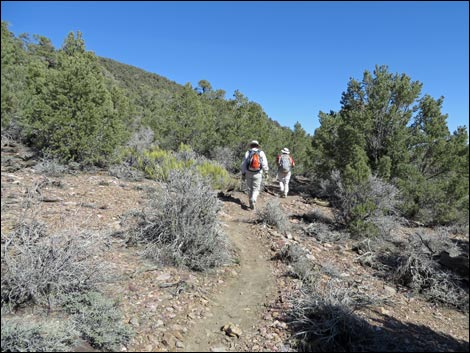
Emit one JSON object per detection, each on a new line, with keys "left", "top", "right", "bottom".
{"left": 2, "top": 1, "right": 468, "bottom": 135}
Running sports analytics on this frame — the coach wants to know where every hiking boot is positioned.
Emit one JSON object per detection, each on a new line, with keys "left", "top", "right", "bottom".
{"left": 249, "top": 201, "right": 256, "bottom": 210}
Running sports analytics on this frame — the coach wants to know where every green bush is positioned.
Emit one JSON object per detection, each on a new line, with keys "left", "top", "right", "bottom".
{"left": 125, "top": 145, "right": 237, "bottom": 189}
{"left": 196, "top": 160, "right": 237, "bottom": 190}
{"left": 137, "top": 147, "right": 187, "bottom": 181}
{"left": 398, "top": 168, "right": 469, "bottom": 226}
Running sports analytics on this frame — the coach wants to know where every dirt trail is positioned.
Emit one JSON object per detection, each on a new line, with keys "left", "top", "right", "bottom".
{"left": 182, "top": 196, "right": 276, "bottom": 352}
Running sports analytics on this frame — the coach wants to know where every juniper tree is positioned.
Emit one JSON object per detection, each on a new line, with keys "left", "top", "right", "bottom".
{"left": 401, "top": 95, "right": 469, "bottom": 224}
{"left": 23, "top": 31, "right": 129, "bottom": 166}
{"left": 312, "top": 64, "right": 468, "bottom": 226}
{"left": 289, "top": 122, "right": 314, "bottom": 174}
{"left": 1, "top": 22, "right": 29, "bottom": 131}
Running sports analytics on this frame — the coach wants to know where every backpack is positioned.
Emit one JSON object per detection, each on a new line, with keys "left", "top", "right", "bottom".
{"left": 278, "top": 154, "right": 292, "bottom": 172}
{"left": 247, "top": 150, "right": 262, "bottom": 172}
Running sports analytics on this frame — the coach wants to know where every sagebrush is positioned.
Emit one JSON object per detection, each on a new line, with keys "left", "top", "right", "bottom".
{"left": 60, "top": 291, "right": 133, "bottom": 351}
{"left": 289, "top": 279, "right": 381, "bottom": 352}
{"left": 321, "top": 171, "right": 400, "bottom": 238}
{"left": 1, "top": 317, "right": 78, "bottom": 352}
{"left": 257, "top": 199, "right": 291, "bottom": 234}
{"left": 137, "top": 169, "right": 231, "bottom": 271}
{"left": 1, "top": 221, "right": 105, "bottom": 308}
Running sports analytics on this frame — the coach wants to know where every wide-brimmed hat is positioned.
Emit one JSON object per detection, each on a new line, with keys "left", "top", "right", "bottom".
{"left": 249, "top": 140, "right": 260, "bottom": 147}
{"left": 281, "top": 148, "right": 290, "bottom": 154}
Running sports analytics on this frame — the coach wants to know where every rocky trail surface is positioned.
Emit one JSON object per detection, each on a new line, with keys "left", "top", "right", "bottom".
{"left": 182, "top": 196, "right": 276, "bottom": 352}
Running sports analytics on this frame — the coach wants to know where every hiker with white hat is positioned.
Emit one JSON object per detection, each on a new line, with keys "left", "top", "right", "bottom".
{"left": 241, "top": 140, "right": 269, "bottom": 210}
{"left": 276, "top": 147, "right": 295, "bottom": 198}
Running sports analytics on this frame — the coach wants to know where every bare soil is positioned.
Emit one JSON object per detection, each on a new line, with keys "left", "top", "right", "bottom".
{"left": 182, "top": 198, "right": 276, "bottom": 352}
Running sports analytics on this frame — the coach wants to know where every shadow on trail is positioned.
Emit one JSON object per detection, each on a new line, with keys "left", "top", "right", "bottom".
{"left": 218, "top": 191, "right": 244, "bottom": 207}
{"left": 217, "top": 190, "right": 258, "bottom": 223}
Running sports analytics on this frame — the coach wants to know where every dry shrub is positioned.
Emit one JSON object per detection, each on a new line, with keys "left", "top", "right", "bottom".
{"left": 303, "top": 208, "right": 335, "bottom": 225}
{"left": 282, "top": 242, "right": 387, "bottom": 351}
{"left": 304, "top": 221, "right": 349, "bottom": 244}
{"left": 1, "top": 317, "right": 78, "bottom": 352}
{"left": 289, "top": 280, "right": 379, "bottom": 352}
{"left": 394, "top": 231, "right": 468, "bottom": 310}
{"left": 60, "top": 291, "right": 133, "bottom": 351}
{"left": 137, "top": 169, "right": 230, "bottom": 271}
{"left": 275, "top": 243, "right": 307, "bottom": 264}
{"left": 34, "top": 157, "right": 68, "bottom": 177}
{"left": 1, "top": 221, "right": 105, "bottom": 308}
{"left": 210, "top": 146, "right": 239, "bottom": 173}
{"left": 257, "top": 199, "right": 291, "bottom": 234}
{"left": 321, "top": 171, "right": 400, "bottom": 238}
{"left": 126, "top": 126, "right": 155, "bottom": 153}
{"left": 274, "top": 243, "right": 318, "bottom": 283}
{"left": 353, "top": 216, "right": 402, "bottom": 272}
{"left": 109, "top": 163, "right": 145, "bottom": 181}
{"left": 352, "top": 222, "right": 468, "bottom": 311}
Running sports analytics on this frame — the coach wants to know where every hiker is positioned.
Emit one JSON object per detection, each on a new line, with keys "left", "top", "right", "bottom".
{"left": 276, "top": 147, "right": 295, "bottom": 198}
{"left": 241, "top": 140, "right": 269, "bottom": 210}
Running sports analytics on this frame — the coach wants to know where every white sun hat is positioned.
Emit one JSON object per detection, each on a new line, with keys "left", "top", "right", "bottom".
{"left": 281, "top": 148, "right": 290, "bottom": 154}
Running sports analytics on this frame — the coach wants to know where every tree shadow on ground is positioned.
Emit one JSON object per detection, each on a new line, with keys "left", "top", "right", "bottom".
{"left": 285, "top": 302, "right": 469, "bottom": 352}
{"left": 370, "top": 310, "right": 469, "bottom": 352}
{"left": 288, "top": 175, "right": 316, "bottom": 196}
{"left": 290, "top": 211, "right": 336, "bottom": 225}
{"left": 265, "top": 178, "right": 305, "bottom": 197}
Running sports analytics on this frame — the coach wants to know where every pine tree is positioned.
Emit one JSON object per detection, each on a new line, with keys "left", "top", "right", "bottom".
{"left": 24, "top": 31, "right": 128, "bottom": 166}
{"left": 400, "top": 95, "right": 469, "bottom": 224}
{"left": 312, "top": 65, "right": 468, "bottom": 226}
{"left": 288, "top": 122, "right": 313, "bottom": 174}
{"left": 1, "top": 22, "right": 29, "bottom": 131}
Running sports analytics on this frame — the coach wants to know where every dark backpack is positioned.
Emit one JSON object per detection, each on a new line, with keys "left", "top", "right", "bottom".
{"left": 278, "top": 154, "right": 292, "bottom": 172}
{"left": 247, "top": 150, "right": 262, "bottom": 172}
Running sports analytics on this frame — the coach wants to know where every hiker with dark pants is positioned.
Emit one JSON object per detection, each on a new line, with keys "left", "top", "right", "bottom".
{"left": 241, "top": 140, "right": 269, "bottom": 210}
{"left": 276, "top": 147, "right": 295, "bottom": 198}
